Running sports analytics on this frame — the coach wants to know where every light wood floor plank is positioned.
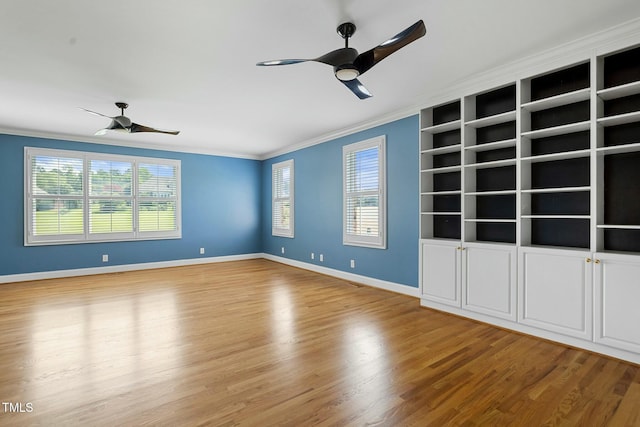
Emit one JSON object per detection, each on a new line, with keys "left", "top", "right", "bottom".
{"left": 0, "top": 259, "right": 638, "bottom": 426}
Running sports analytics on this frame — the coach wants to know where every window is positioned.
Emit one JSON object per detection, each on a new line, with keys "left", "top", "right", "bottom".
{"left": 25, "top": 147, "right": 181, "bottom": 245}
{"left": 343, "top": 136, "right": 386, "bottom": 248}
{"left": 272, "top": 159, "right": 294, "bottom": 237}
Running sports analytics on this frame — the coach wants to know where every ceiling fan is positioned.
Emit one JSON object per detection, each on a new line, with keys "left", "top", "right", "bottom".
{"left": 257, "top": 19, "right": 426, "bottom": 99}
{"left": 82, "top": 102, "right": 180, "bottom": 136}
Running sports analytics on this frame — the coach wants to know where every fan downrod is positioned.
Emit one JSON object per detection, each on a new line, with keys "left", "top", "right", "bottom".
{"left": 337, "top": 22, "right": 356, "bottom": 47}
{"left": 115, "top": 102, "right": 128, "bottom": 114}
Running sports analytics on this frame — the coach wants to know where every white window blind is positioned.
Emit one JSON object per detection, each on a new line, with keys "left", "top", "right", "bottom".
{"left": 343, "top": 136, "right": 386, "bottom": 248}
{"left": 29, "top": 153, "right": 84, "bottom": 241}
{"left": 89, "top": 159, "right": 133, "bottom": 237}
{"left": 138, "top": 163, "right": 179, "bottom": 235}
{"left": 272, "top": 159, "right": 294, "bottom": 237}
{"left": 25, "top": 147, "right": 181, "bottom": 245}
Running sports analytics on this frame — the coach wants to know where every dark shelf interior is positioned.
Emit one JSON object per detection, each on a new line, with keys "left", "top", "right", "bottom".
{"left": 433, "top": 215, "right": 461, "bottom": 239}
{"left": 530, "top": 62, "right": 590, "bottom": 101}
{"left": 604, "top": 229, "right": 640, "bottom": 253}
{"left": 603, "top": 122, "right": 640, "bottom": 147}
{"left": 531, "top": 101, "right": 590, "bottom": 130}
{"left": 531, "top": 218, "right": 590, "bottom": 248}
{"left": 475, "top": 223, "right": 516, "bottom": 244}
{"left": 475, "top": 147, "right": 516, "bottom": 163}
{"left": 603, "top": 94, "right": 640, "bottom": 117}
{"left": 531, "top": 192, "right": 590, "bottom": 216}
{"left": 432, "top": 152, "right": 461, "bottom": 168}
{"left": 476, "top": 194, "right": 516, "bottom": 219}
{"left": 476, "top": 121, "right": 516, "bottom": 144}
{"left": 529, "top": 131, "right": 590, "bottom": 156}
{"left": 475, "top": 85, "right": 516, "bottom": 119}
{"left": 604, "top": 46, "right": 640, "bottom": 89}
{"left": 530, "top": 158, "right": 590, "bottom": 189}
{"left": 433, "top": 129, "right": 461, "bottom": 149}
{"left": 604, "top": 152, "right": 640, "bottom": 225}
{"left": 433, "top": 171, "right": 461, "bottom": 192}
{"left": 433, "top": 195, "right": 461, "bottom": 213}
{"left": 433, "top": 101, "right": 461, "bottom": 125}
{"left": 476, "top": 166, "right": 516, "bottom": 192}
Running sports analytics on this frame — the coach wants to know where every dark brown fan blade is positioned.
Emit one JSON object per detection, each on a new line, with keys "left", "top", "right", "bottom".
{"left": 353, "top": 20, "right": 426, "bottom": 75}
{"left": 257, "top": 47, "right": 358, "bottom": 68}
{"left": 81, "top": 108, "right": 113, "bottom": 119}
{"left": 340, "top": 78, "right": 372, "bottom": 99}
{"left": 256, "top": 59, "right": 310, "bottom": 66}
{"left": 314, "top": 48, "right": 358, "bottom": 66}
{"left": 130, "top": 123, "right": 180, "bottom": 135}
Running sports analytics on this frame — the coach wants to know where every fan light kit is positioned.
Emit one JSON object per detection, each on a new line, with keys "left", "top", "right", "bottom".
{"left": 82, "top": 102, "right": 180, "bottom": 136}
{"left": 257, "top": 20, "right": 426, "bottom": 99}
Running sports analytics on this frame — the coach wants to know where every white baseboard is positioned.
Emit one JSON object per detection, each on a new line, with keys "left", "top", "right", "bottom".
{"left": 0, "top": 253, "right": 263, "bottom": 284}
{"left": 1, "top": 253, "right": 420, "bottom": 299}
{"left": 263, "top": 254, "right": 420, "bottom": 298}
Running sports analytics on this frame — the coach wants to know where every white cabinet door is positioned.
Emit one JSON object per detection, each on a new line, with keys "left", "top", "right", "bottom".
{"left": 421, "top": 240, "right": 461, "bottom": 307}
{"left": 518, "top": 247, "right": 592, "bottom": 340}
{"left": 463, "top": 243, "right": 517, "bottom": 321}
{"left": 594, "top": 253, "right": 640, "bottom": 353}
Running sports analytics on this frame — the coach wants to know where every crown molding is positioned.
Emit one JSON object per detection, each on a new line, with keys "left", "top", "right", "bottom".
{"left": 0, "top": 127, "right": 261, "bottom": 160}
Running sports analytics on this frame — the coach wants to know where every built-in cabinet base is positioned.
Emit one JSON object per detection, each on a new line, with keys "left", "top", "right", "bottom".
{"left": 420, "top": 241, "right": 640, "bottom": 364}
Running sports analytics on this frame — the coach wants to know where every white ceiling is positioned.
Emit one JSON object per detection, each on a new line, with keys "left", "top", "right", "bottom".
{"left": 1, "top": 1, "right": 640, "bottom": 159}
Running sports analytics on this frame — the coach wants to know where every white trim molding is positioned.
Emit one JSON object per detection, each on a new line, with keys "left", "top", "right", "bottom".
{"left": 0, "top": 253, "right": 419, "bottom": 299}
{"left": 0, "top": 253, "right": 263, "bottom": 284}
{"left": 263, "top": 254, "right": 420, "bottom": 298}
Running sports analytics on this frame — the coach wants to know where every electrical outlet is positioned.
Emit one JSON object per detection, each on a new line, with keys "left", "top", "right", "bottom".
{"left": 350, "top": 259, "right": 355, "bottom": 269}
{"left": 281, "top": 247, "right": 285, "bottom": 254}
{"left": 200, "top": 247, "right": 205, "bottom": 255}
{"left": 102, "top": 254, "right": 108, "bottom": 262}
{"left": 311, "top": 253, "right": 315, "bottom": 260}
{"left": 319, "top": 254, "right": 324, "bottom": 262}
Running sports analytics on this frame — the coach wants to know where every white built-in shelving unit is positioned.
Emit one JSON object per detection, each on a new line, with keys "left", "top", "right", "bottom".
{"left": 419, "top": 42, "right": 640, "bottom": 364}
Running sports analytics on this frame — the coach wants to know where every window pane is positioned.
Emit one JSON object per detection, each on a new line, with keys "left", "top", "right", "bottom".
{"left": 32, "top": 198, "right": 83, "bottom": 235}
{"left": 272, "top": 160, "right": 294, "bottom": 237}
{"left": 32, "top": 155, "right": 83, "bottom": 196}
{"left": 139, "top": 201, "right": 177, "bottom": 232}
{"left": 346, "top": 147, "right": 379, "bottom": 193}
{"left": 27, "top": 148, "right": 181, "bottom": 245}
{"left": 90, "top": 200, "right": 132, "bottom": 233}
{"left": 139, "top": 163, "right": 177, "bottom": 198}
{"left": 346, "top": 195, "right": 379, "bottom": 236}
{"left": 274, "top": 166, "right": 290, "bottom": 198}
{"left": 90, "top": 160, "right": 132, "bottom": 196}
{"left": 273, "top": 200, "right": 291, "bottom": 230}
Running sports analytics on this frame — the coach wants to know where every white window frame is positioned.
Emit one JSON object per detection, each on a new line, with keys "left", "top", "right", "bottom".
{"left": 272, "top": 159, "right": 294, "bottom": 238}
{"left": 343, "top": 135, "right": 386, "bottom": 249}
{"left": 25, "top": 147, "right": 181, "bottom": 246}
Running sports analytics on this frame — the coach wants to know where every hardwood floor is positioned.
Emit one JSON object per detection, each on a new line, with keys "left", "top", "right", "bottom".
{"left": 0, "top": 259, "right": 638, "bottom": 426}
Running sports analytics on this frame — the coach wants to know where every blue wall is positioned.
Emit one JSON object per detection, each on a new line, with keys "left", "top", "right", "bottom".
{"left": 0, "top": 134, "right": 262, "bottom": 275}
{"left": 1, "top": 115, "right": 418, "bottom": 287}
{"left": 261, "top": 115, "right": 419, "bottom": 288}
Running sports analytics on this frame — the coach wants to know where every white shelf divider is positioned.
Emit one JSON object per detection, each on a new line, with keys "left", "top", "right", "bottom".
{"left": 521, "top": 88, "right": 591, "bottom": 112}
{"left": 597, "top": 81, "right": 640, "bottom": 100}
{"left": 465, "top": 110, "right": 516, "bottom": 128}
{"left": 521, "top": 120, "right": 590, "bottom": 139}
{"left": 421, "top": 120, "right": 461, "bottom": 134}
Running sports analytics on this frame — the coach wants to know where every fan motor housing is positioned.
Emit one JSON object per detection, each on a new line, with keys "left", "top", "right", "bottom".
{"left": 337, "top": 22, "right": 356, "bottom": 39}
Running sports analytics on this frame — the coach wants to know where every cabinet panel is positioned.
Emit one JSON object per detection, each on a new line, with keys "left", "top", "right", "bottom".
{"left": 463, "top": 245, "right": 516, "bottom": 320}
{"left": 595, "top": 254, "right": 640, "bottom": 353}
{"left": 421, "top": 241, "right": 461, "bottom": 307}
{"left": 518, "top": 248, "right": 592, "bottom": 339}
